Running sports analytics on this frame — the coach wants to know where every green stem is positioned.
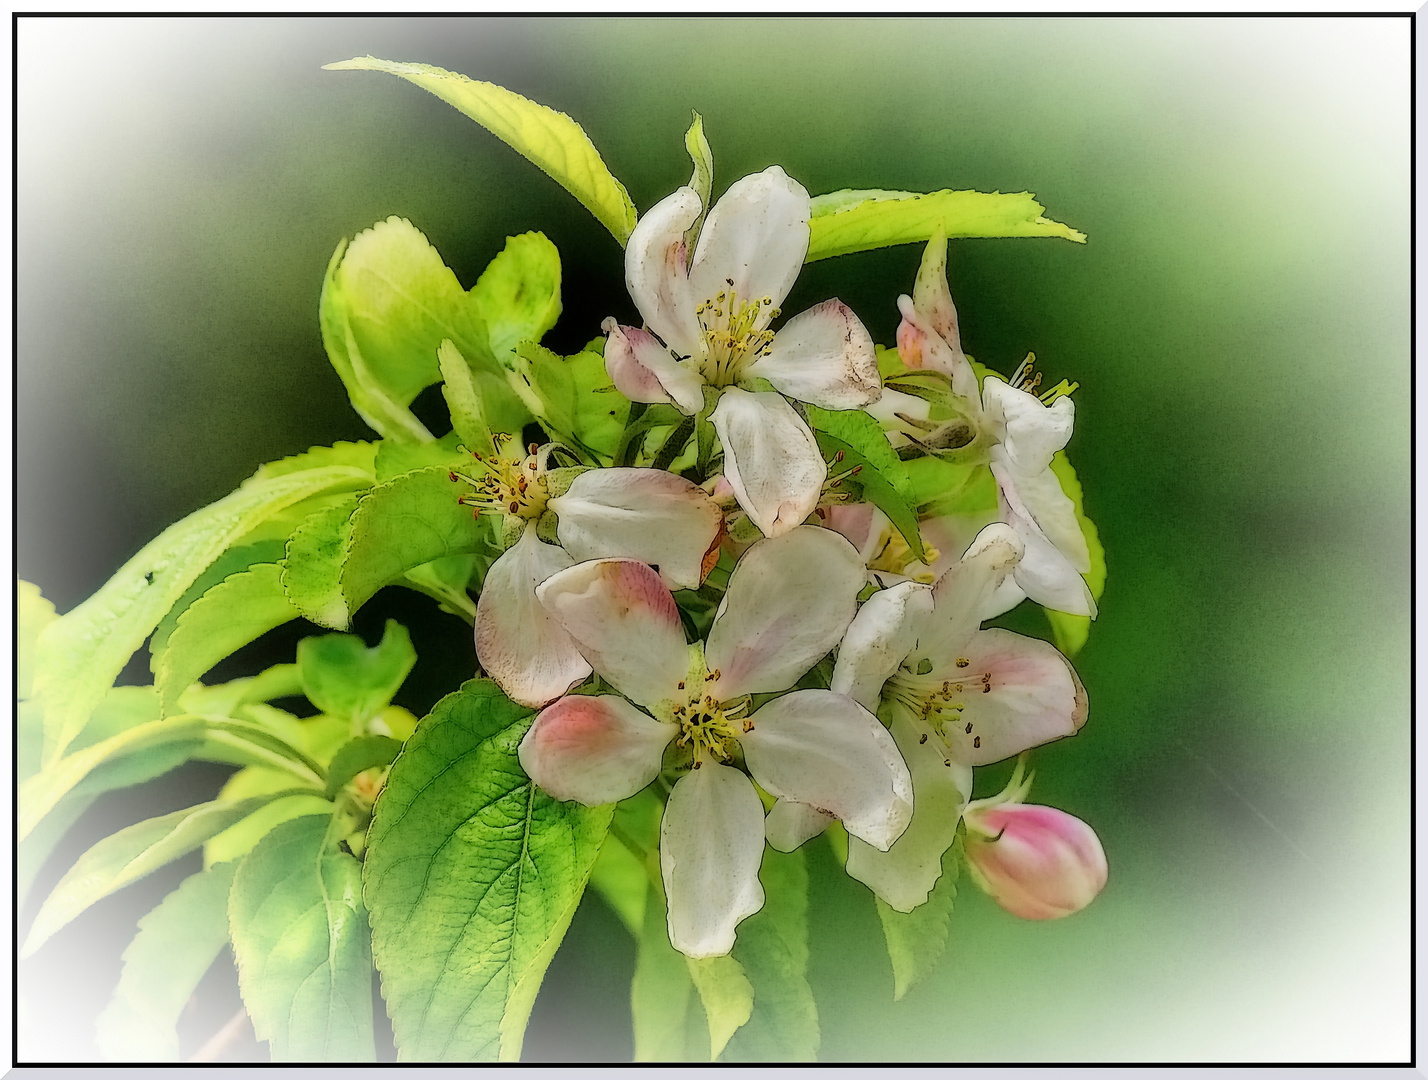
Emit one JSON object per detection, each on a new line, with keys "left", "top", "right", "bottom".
{"left": 615, "top": 402, "right": 650, "bottom": 467}
{"left": 652, "top": 415, "right": 696, "bottom": 472}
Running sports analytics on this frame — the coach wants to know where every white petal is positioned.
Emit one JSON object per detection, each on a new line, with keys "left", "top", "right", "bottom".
{"left": 519, "top": 694, "right": 674, "bottom": 805}
{"left": 764, "top": 798, "right": 834, "bottom": 852}
{"left": 626, "top": 186, "right": 704, "bottom": 358}
{"left": 660, "top": 764, "right": 767, "bottom": 958}
{"left": 474, "top": 528, "right": 590, "bottom": 708}
{"left": 535, "top": 559, "right": 689, "bottom": 709}
{"left": 981, "top": 376, "right": 1074, "bottom": 474}
{"left": 550, "top": 468, "right": 723, "bottom": 590}
{"left": 864, "top": 385, "right": 932, "bottom": 448}
{"left": 740, "top": 689, "right": 912, "bottom": 851}
{"left": 705, "top": 526, "right": 864, "bottom": 698}
{"left": 992, "top": 451, "right": 1096, "bottom": 617}
{"left": 745, "top": 300, "right": 881, "bottom": 409}
{"left": 601, "top": 319, "right": 706, "bottom": 414}
{"left": 896, "top": 294, "right": 980, "bottom": 406}
{"left": 689, "top": 166, "right": 810, "bottom": 315}
{"left": 709, "top": 387, "right": 825, "bottom": 538}
{"left": 937, "top": 627, "right": 1088, "bottom": 767}
{"left": 914, "top": 523, "right": 1025, "bottom": 665}
{"left": 993, "top": 447, "right": 1092, "bottom": 573}
{"left": 830, "top": 581, "right": 935, "bottom": 712}
{"left": 845, "top": 708, "right": 972, "bottom": 911}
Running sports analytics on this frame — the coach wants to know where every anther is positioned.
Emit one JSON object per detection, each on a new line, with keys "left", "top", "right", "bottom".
{"left": 956, "top": 658, "right": 971, "bottom": 668}
{"left": 693, "top": 760, "right": 703, "bottom": 770}
{"left": 919, "top": 733, "right": 928, "bottom": 745}
{"left": 742, "top": 720, "right": 754, "bottom": 733}
{"left": 973, "top": 736, "right": 981, "bottom": 748}
{"left": 965, "top": 722, "right": 973, "bottom": 734}
{"left": 677, "top": 681, "right": 684, "bottom": 690}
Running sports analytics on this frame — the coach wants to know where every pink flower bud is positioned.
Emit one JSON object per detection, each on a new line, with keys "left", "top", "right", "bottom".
{"left": 963, "top": 801, "right": 1107, "bottom": 920}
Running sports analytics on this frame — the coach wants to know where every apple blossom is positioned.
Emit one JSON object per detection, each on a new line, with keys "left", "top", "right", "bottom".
{"left": 454, "top": 437, "right": 723, "bottom": 708}
{"left": 602, "top": 166, "right": 882, "bottom": 538}
{"left": 517, "top": 526, "right": 912, "bottom": 957}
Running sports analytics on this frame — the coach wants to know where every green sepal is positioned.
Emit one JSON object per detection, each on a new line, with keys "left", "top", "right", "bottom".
{"left": 297, "top": 619, "right": 416, "bottom": 729}
{"left": 807, "top": 188, "right": 1086, "bottom": 261}
{"left": 806, "top": 405, "right": 925, "bottom": 562}
{"left": 682, "top": 110, "right": 713, "bottom": 251}
{"left": 326, "top": 57, "right": 638, "bottom": 246}
{"left": 229, "top": 816, "right": 376, "bottom": 1061}
{"left": 363, "top": 678, "right": 613, "bottom": 1061}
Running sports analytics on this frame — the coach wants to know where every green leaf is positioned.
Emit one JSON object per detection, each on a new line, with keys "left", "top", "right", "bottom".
{"left": 249, "top": 441, "right": 380, "bottom": 484}
{"left": 683, "top": 110, "right": 713, "bottom": 249}
{"left": 32, "top": 463, "right": 370, "bottom": 764}
{"left": 686, "top": 955, "right": 754, "bottom": 1061}
{"left": 1043, "top": 451, "right": 1106, "bottom": 656}
{"left": 230, "top": 816, "right": 376, "bottom": 1061}
{"left": 721, "top": 847, "right": 819, "bottom": 1062}
{"left": 298, "top": 620, "right": 416, "bottom": 728}
{"left": 364, "top": 679, "right": 613, "bottom": 1061}
{"left": 631, "top": 893, "right": 705, "bottom": 1062}
{"left": 327, "top": 57, "right": 638, "bottom": 246}
{"left": 281, "top": 495, "right": 359, "bottom": 630}
{"left": 23, "top": 792, "right": 302, "bottom": 957}
{"left": 875, "top": 832, "right": 962, "bottom": 1001}
{"left": 18, "top": 580, "right": 57, "bottom": 701}
{"left": 148, "top": 541, "right": 288, "bottom": 665}
{"left": 373, "top": 431, "right": 464, "bottom": 483}
{"left": 519, "top": 341, "right": 630, "bottom": 463}
{"left": 95, "top": 861, "right": 238, "bottom": 1062}
{"left": 589, "top": 835, "right": 649, "bottom": 939}
{"left": 807, "top": 188, "right": 1086, "bottom": 262}
{"left": 438, "top": 339, "right": 497, "bottom": 456}
{"left": 806, "top": 406, "right": 925, "bottom": 562}
{"left": 204, "top": 765, "right": 333, "bottom": 868}
{"left": 155, "top": 564, "right": 298, "bottom": 718}
{"left": 905, "top": 455, "right": 998, "bottom": 516}
{"left": 471, "top": 232, "right": 562, "bottom": 364}
{"left": 323, "top": 735, "right": 402, "bottom": 800}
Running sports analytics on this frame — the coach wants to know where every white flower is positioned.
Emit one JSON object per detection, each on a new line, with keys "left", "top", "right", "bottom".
{"left": 517, "top": 526, "right": 912, "bottom": 958}
{"left": 891, "top": 237, "right": 1096, "bottom": 617}
{"left": 463, "top": 440, "right": 722, "bottom": 708}
{"left": 603, "top": 167, "right": 882, "bottom": 538}
{"left": 769, "top": 523, "right": 1087, "bottom": 913}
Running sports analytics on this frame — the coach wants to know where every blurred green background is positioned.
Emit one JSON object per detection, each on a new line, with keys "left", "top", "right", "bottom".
{"left": 17, "top": 16, "right": 1409, "bottom": 1062}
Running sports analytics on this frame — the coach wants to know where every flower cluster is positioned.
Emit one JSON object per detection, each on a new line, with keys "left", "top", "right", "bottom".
{"left": 467, "top": 168, "right": 1107, "bottom": 956}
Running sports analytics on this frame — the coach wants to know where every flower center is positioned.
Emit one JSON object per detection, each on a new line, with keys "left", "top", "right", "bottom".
{"left": 886, "top": 655, "right": 994, "bottom": 764}
{"left": 1009, "top": 352, "right": 1078, "bottom": 406}
{"left": 450, "top": 437, "right": 551, "bottom": 522}
{"left": 668, "top": 667, "right": 752, "bottom": 767}
{"left": 695, "top": 278, "right": 778, "bottom": 387}
{"left": 866, "top": 528, "right": 940, "bottom": 584}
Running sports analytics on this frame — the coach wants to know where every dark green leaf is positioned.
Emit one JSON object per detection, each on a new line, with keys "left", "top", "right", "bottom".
{"left": 364, "top": 679, "right": 613, "bottom": 1061}
{"left": 230, "top": 816, "right": 375, "bottom": 1061}
{"left": 298, "top": 620, "right": 416, "bottom": 727}
{"left": 326, "top": 58, "right": 638, "bottom": 245}
{"left": 23, "top": 792, "right": 302, "bottom": 957}
{"left": 95, "top": 862, "right": 238, "bottom": 1061}
{"left": 324, "top": 735, "right": 402, "bottom": 800}
{"left": 721, "top": 847, "right": 819, "bottom": 1062}
{"left": 875, "top": 832, "right": 962, "bottom": 1001}
{"left": 32, "top": 463, "right": 370, "bottom": 763}
{"left": 807, "top": 188, "right": 1086, "bottom": 261}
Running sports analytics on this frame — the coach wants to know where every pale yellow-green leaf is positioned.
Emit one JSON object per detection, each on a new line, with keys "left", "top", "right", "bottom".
{"left": 807, "top": 188, "right": 1086, "bottom": 262}
{"left": 686, "top": 954, "right": 754, "bottom": 1061}
{"left": 18, "top": 580, "right": 57, "bottom": 701}
{"left": 326, "top": 57, "right": 638, "bottom": 245}
{"left": 1044, "top": 451, "right": 1106, "bottom": 656}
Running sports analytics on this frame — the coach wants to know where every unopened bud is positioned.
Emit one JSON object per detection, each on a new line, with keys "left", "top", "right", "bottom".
{"left": 963, "top": 800, "right": 1107, "bottom": 920}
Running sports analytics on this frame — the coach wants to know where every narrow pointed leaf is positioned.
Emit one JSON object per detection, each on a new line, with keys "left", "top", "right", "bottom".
{"left": 363, "top": 679, "right": 612, "bottom": 1061}
{"left": 23, "top": 792, "right": 304, "bottom": 957}
{"left": 229, "top": 816, "right": 375, "bottom": 1061}
{"left": 327, "top": 57, "right": 638, "bottom": 245}
{"left": 807, "top": 188, "right": 1086, "bottom": 262}
{"left": 686, "top": 955, "right": 754, "bottom": 1061}
{"left": 875, "top": 832, "right": 962, "bottom": 1001}
{"left": 32, "top": 464, "right": 370, "bottom": 763}
{"left": 806, "top": 407, "right": 925, "bottom": 562}
{"left": 1043, "top": 451, "right": 1106, "bottom": 656}
{"left": 95, "top": 862, "right": 238, "bottom": 1062}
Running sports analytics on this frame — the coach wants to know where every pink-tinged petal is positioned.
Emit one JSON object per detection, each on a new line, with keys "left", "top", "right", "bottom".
{"left": 550, "top": 468, "right": 723, "bottom": 590}
{"left": 740, "top": 689, "right": 912, "bottom": 851}
{"left": 705, "top": 526, "right": 864, "bottom": 698}
{"left": 745, "top": 299, "right": 881, "bottom": 409}
{"left": 709, "top": 388, "right": 825, "bottom": 538}
{"left": 981, "top": 376, "right": 1074, "bottom": 475}
{"left": 830, "top": 581, "right": 935, "bottom": 713}
{"left": 625, "top": 186, "right": 704, "bottom": 358}
{"left": 764, "top": 798, "right": 834, "bottom": 852}
{"left": 895, "top": 294, "right": 980, "bottom": 406}
{"left": 474, "top": 529, "right": 590, "bottom": 708}
{"left": 914, "top": 523, "right": 1025, "bottom": 665}
{"left": 846, "top": 707, "right": 973, "bottom": 911}
{"left": 601, "top": 319, "right": 706, "bottom": 414}
{"left": 818, "top": 501, "right": 883, "bottom": 562}
{"left": 992, "top": 452, "right": 1096, "bottom": 617}
{"left": 535, "top": 559, "right": 688, "bottom": 709}
{"left": 937, "top": 627, "right": 1088, "bottom": 767}
{"left": 519, "top": 694, "right": 674, "bottom": 805}
{"left": 660, "top": 763, "right": 767, "bottom": 958}
{"left": 689, "top": 166, "right": 810, "bottom": 315}
{"left": 963, "top": 801, "right": 1107, "bottom": 919}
